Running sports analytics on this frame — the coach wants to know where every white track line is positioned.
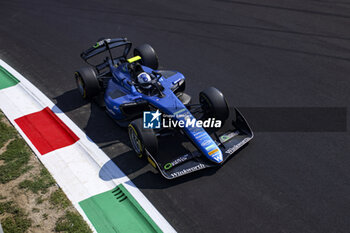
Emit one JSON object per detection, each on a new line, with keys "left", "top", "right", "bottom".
{"left": 0, "top": 59, "right": 176, "bottom": 233}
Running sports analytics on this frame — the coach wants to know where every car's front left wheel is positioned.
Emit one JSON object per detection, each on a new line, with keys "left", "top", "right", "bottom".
{"left": 128, "top": 118, "right": 158, "bottom": 160}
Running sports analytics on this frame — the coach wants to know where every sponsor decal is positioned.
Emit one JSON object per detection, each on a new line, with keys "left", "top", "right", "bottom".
{"left": 225, "top": 138, "right": 251, "bottom": 154}
{"left": 93, "top": 39, "right": 111, "bottom": 48}
{"left": 211, "top": 152, "right": 223, "bottom": 162}
{"left": 219, "top": 131, "right": 239, "bottom": 143}
{"left": 173, "top": 108, "right": 186, "bottom": 116}
{"left": 201, "top": 140, "right": 211, "bottom": 147}
{"left": 193, "top": 131, "right": 205, "bottom": 137}
{"left": 170, "top": 163, "right": 206, "bottom": 178}
{"left": 164, "top": 163, "right": 172, "bottom": 170}
{"left": 189, "top": 128, "right": 204, "bottom": 136}
{"left": 195, "top": 133, "right": 207, "bottom": 140}
{"left": 205, "top": 144, "right": 216, "bottom": 151}
{"left": 208, "top": 148, "right": 219, "bottom": 155}
{"left": 163, "top": 154, "right": 190, "bottom": 170}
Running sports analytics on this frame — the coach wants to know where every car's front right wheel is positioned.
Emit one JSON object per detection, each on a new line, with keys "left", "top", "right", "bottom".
{"left": 199, "top": 86, "right": 230, "bottom": 122}
{"left": 134, "top": 44, "right": 159, "bottom": 70}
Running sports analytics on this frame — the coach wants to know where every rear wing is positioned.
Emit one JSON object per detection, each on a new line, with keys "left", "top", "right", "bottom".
{"left": 80, "top": 38, "right": 132, "bottom": 63}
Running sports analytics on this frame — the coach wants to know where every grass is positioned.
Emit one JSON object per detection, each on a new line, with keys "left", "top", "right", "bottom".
{"left": 19, "top": 167, "right": 56, "bottom": 194}
{"left": 0, "top": 201, "right": 32, "bottom": 233}
{"left": 55, "top": 211, "right": 92, "bottom": 233}
{"left": 0, "top": 201, "right": 13, "bottom": 214}
{"left": 50, "top": 189, "right": 70, "bottom": 209}
{"left": 0, "top": 114, "right": 32, "bottom": 232}
{"left": 0, "top": 111, "right": 92, "bottom": 232}
{"left": 0, "top": 112, "right": 16, "bottom": 148}
{"left": 0, "top": 138, "right": 32, "bottom": 183}
{"left": 35, "top": 196, "right": 44, "bottom": 204}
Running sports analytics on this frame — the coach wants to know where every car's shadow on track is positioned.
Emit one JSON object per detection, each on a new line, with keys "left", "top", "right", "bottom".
{"left": 53, "top": 89, "right": 86, "bottom": 112}
{"left": 53, "top": 89, "right": 130, "bottom": 145}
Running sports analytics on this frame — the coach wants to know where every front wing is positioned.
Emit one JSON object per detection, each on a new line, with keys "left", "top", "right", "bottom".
{"left": 146, "top": 108, "right": 254, "bottom": 179}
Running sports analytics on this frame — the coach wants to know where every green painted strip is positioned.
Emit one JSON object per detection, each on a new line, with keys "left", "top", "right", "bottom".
{"left": 79, "top": 184, "right": 162, "bottom": 233}
{"left": 0, "top": 66, "right": 19, "bottom": 90}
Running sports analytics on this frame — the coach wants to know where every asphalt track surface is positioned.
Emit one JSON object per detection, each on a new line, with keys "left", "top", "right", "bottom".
{"left": 1, "top": 0, "right": 349, "bottom": 232}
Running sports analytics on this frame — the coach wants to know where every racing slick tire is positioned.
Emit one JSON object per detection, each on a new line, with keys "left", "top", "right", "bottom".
{"left": 134, "top": 44, "right": 159, "bottom": 70}
{"left": 128, "top": 118, "right": 158, "bottom": 160}
{"left": 199, "top": 87, "right": 229, "bottom": 122}
{"left": 75, "top": 67, "right": 100, "bottom": 99}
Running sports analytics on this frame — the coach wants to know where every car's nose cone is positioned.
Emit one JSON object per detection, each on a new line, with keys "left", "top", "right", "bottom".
{"left": 207, "top": 147, "right": 223, "bottom": 163}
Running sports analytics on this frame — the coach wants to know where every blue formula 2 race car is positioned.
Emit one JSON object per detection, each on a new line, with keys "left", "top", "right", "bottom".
{"left": 75, "top": 38, "right": 253, "bottom": 179}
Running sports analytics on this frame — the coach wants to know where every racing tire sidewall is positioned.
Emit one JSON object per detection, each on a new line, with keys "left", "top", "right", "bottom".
{"left": 75, "top": 72, "right": 87, "bottom": 99}
{"left": 199, "top": 87, "right": 230, "bottom": 122}
{"left": 75, "top": 67, "right": 100, "bottom": 99}
{"left": 134, "top": 44, "right": 159, "bottom": 70}
{"left": 128, "top": 118, "right": 158, "bottom": 160}
{"left": 128, "top": 124, "right": 144, "bottom": 158}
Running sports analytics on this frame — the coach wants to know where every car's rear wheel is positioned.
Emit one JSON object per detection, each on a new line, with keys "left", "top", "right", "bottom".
{"left": 134, "top": 44, "right": 159, "bottom": 70}
{"left": 199, "top": 87, "right": 230, "bottom": 122}
{"left": 75, "top": 67, "right": 100, "bottom": 99}
{"left": 128, "top": 118, "right": 158, "bottom": 160}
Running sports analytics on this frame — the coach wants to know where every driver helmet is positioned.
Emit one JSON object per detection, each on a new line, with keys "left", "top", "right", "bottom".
{"left": 137, "top": 72, "right": 152, "bottom": 89}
